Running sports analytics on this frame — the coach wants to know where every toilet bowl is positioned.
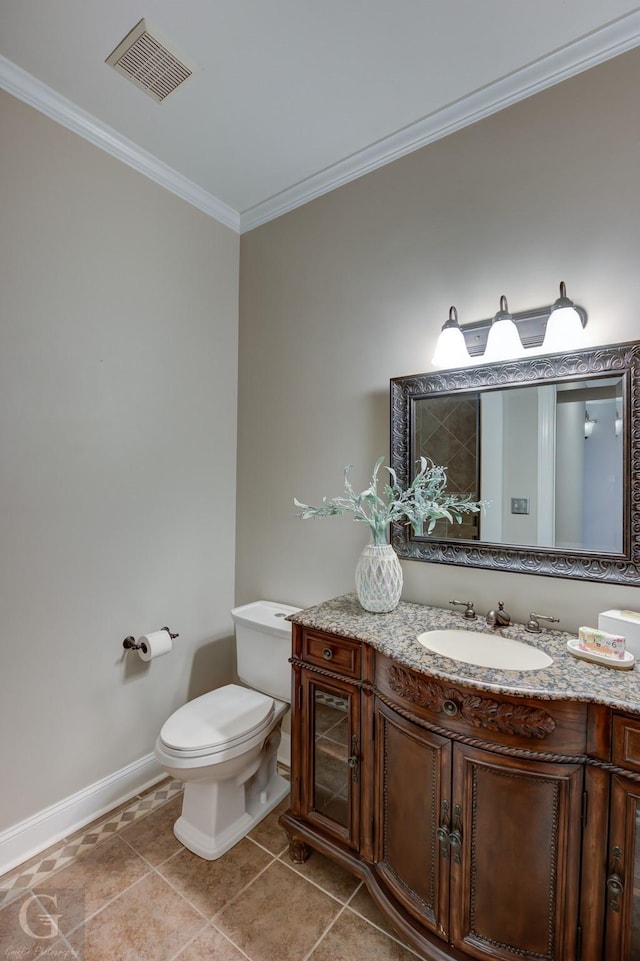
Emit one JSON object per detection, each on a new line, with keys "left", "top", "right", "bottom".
{"left": 154, "top": 600, "right": 299, "bottom": 860}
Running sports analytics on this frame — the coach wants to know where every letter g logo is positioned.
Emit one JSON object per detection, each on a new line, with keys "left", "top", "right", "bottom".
{"left": 18, "top": 893, "right": 62, "bottom": 940}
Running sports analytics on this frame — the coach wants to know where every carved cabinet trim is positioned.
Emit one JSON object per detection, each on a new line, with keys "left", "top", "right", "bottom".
{"left": 386, "top": 662, "right": 557, "bottom": 739}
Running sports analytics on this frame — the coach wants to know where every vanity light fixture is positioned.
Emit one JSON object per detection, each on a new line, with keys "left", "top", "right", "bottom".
{"left": 430, "top": 282, "right": 588, "bottom": 369}
{"left": 584, "top": 410, "right": 597, "bottom": 438}
{"left": 431, "top": 306, "right": 471, "bottom": 368}
{"left": 541, "top": 282, "right": 587, "bottom": 352}
{"left": 615, "top": 411, "right": 623, "bottom": 436}
{"left": 483, "top": 295, "right": 523, "bottom": 362}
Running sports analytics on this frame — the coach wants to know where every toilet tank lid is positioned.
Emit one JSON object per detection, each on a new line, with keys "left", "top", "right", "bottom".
{"left": 231, "top": 600, "right": 301, "bottom": 637}
{"left": 160, "top": 685, "right": 274, "bottom": 752}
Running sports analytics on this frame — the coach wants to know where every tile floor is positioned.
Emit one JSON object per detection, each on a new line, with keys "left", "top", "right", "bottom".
{"left": 0, "top": 780, "right": 423, "bottom": 961}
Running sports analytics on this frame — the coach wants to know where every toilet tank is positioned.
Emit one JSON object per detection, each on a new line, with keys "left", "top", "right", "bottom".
{"left": 231, "top": 600, "right": 300, "bottom": 702}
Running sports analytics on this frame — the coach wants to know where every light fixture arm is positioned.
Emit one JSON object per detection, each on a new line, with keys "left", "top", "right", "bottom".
{"left": 442, "top": 306, "right": 459, "bottom": 330}
{"left": 457, "top": 295, "right": 587, "bottom": 358}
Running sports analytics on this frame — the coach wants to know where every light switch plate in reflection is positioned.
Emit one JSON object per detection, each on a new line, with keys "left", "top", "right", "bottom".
{"left": 511, "top": 497, "right": 530, "bottom": 515}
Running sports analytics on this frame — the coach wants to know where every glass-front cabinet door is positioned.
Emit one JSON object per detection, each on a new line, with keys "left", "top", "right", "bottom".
{"left": 605, "top": 774, "right": 640, "bottom": 959}
{"left": 300, "top": 670, "right": 360, "bottom": 850}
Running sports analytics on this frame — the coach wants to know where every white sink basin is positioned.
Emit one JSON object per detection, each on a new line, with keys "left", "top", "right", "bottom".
{"left": 417, "top": 628, "right": 553, "bottom": 671}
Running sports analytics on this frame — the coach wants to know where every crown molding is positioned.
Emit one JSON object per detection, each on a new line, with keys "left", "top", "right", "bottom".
{"left": 239, "top": 10, "right": 640, "bottom": 232}
{"left": 0, "top": 55, "right": 240, "bottom": 233}
{"left": 2, "top": 8, "right": 640, "bottom": 236}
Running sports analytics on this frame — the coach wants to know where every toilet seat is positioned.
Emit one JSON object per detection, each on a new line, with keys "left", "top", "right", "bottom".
{"left": 159, "top": 684, "right": 275, "bottom": 759}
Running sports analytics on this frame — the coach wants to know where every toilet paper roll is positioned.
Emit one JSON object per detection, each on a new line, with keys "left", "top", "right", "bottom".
{"left": 138, "top": 629, "right": 172, "bottom": 661}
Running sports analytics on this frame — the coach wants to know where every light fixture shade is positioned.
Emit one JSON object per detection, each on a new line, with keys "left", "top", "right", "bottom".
{"left": 542, "top": 282, "right": 586, "bottom": 352}
{"left": 432, "top": 306, "right": 470, "bottom": 368}
{"left": 483, "top": 295, "right": 523, "bottom": 362}
{"left": 584, "top": 410, "right": 596, "bottom": 438}
{"left": 615, "top": 411, "right": 623, "bottom": 436}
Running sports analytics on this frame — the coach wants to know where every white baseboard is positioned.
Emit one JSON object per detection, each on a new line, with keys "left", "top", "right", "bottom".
{"left": 0, "top": 753, "right": 164, "bottom": 878}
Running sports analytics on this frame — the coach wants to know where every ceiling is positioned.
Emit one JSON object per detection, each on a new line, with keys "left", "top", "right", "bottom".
{"left": 1, "top": 1, "right": 640, "bottom": 232}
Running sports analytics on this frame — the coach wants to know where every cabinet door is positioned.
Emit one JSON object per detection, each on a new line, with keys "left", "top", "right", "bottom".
{"left": 299, "top": 669, "right": 360, "bottom": 850}
{"left": 449, "top": 743, "right": 583, "bottom": 961}
{"left": 374, "top": 698, "right": 452, "bottom": 939}
{"left": 605, "top": 774, "right": 640, "bottom": 960}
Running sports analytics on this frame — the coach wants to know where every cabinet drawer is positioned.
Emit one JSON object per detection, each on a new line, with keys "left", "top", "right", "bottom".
{"left": 301, "top": 630, "right": 361, "bottom": 678}
{"left": 612, "top": 714, "right": 640, "bottom": 773}
{"left": 375, "top": 654, "right": 588, "bottom": 754}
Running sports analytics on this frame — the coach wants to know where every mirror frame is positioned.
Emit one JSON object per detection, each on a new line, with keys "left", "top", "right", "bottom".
{"left": 390, "top": 341, "right": 640, "bottom": 584}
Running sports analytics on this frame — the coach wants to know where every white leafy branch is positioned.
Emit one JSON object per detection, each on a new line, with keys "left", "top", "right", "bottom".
{"left": 295, "top": 456, "right": 486, "bottom": 545}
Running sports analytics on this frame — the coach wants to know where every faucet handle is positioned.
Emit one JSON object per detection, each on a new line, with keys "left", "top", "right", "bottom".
{"left": 496, "top": 601, "right": 511, "bottom": 626}
{"left": 450, "top": 599, "right": 477, "bottom": 620}
{"left": 526, "top": 612, "right": 560, "bottom": 634}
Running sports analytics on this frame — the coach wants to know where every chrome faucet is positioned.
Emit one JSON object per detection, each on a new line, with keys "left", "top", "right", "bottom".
{"left": 486, "top": 601, "right": 511, "bottom": 629}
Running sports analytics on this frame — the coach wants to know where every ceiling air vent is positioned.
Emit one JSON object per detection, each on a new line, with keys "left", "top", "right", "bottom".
{"left": 106, "top": 19, "right": 193, "bottom": 102}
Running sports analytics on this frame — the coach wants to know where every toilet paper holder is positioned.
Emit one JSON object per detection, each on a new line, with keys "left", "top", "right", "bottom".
{"left": 123, "top": 627, "right": 179, "bottom": 652}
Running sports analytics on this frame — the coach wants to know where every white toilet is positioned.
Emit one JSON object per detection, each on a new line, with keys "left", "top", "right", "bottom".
{"left": 154, "top": 600, "right": 299, "bottom": 860}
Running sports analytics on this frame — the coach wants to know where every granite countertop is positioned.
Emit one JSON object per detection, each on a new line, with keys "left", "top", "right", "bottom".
{"left": 290, "top": 594, "right": 640, "bottom": 715}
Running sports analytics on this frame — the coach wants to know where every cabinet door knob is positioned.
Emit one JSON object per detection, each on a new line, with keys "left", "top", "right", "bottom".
{"left": 607, "top": 875, "right": 624, "bottom": 897}
{"left": 348, "top": 735, "right": 359, "bottom": 781}
{"left": 607, "top": 845, "right": 624, "bottom": 912}
{"left": 438, "top": 800, "right": 450, "bottom": 860}
{"left": 442, "top": 699, "right": 458, "bottom": 717}
{"left": 449, "top": 804, "right": 463, "bottom": 864}
{"left": 322, "top": 648, "right": 333, "bottom": 660}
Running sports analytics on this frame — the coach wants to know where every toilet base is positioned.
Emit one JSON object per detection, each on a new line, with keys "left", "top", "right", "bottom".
{"left": 174, "top": 771, "right": 290, "bottom": 860}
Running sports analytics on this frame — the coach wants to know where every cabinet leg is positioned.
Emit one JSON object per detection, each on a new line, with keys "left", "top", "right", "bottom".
{"left": 287, "top": 835, "right": 311, "bottom": 863}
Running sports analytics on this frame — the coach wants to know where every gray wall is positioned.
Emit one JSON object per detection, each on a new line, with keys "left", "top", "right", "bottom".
{"left": 237, "top": 47, "right": 640, "bottom": 628}
{"left": 0, "top": 90, "right": 240, "bottom": 833}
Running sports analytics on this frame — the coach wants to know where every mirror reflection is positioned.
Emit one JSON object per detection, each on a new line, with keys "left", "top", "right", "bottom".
{"left": 414, "top": 376, "right": 624, "bottom": 553}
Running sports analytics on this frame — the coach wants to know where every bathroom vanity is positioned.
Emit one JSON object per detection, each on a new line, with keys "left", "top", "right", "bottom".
{"left": 280, "top": 595, "right": 640, "bottom": 961}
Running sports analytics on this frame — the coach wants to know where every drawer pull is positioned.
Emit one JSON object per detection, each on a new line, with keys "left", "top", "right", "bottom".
{"left": 322, "top": 648, "right": 333, "bottom": 661}
{"left": 442, "top": 699, "right": 458, "bottom": 717}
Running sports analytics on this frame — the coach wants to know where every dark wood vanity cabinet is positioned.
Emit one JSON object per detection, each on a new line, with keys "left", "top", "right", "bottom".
{"left": 451, "top": 745, "right": 582, "bottom": 960}
{"left": 297, "top": 667, "right": 361, "bottom": 851}
{"left": 374, "top": 697, "right": 583, "bottom": 961}
{"left": 603, "top": 713, "right": 640, "bottom": 959}
{"left": 287, "top": 629, "right": 365, "bottom": 858}
{"left": 282, "top": 622, "right": 638, "bottom": 961}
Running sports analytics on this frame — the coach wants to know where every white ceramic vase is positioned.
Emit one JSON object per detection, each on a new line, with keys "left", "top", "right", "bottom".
{"left": 355, "top": 541, "right": 403, "bottom": 613}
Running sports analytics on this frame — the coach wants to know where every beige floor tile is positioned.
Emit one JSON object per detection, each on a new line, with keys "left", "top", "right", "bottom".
{"left": 0, "top": 890, "right": 77, "bottom": 960}
{"left": 119, "top": 796, "right": 183, "bottom": 866}
{"left": 248, "top": 797, "right": 290, "bottom": 855}
{"left": 348, "top": 884, "right": 396, "bottom": 932}
{"left": 34, "top": 836, "right": 150, "bottom": 931}
{"left": 308, "top": 910, "right": 420, "bottom": 961}
{"left": 215, "top": 859, "right": 342, "bottom": 961}
{"left": 176, "top": 924, "right": 249, "bottom": 960}
{"left": 158, "top": 838, "right": 272, "bottom": 918}
{"left": 68, "top": 871, "right": 206, "bottom": 961}
{"left": 347, "top": 886, "right": 418, "bottom": 952}
{"left": 279, "top": 849, "right": 360, "bottom": 902}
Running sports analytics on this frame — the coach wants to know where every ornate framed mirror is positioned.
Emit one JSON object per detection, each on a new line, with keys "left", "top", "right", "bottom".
{"left": 390, "top": 341, "right": 640, "bottom": 584}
